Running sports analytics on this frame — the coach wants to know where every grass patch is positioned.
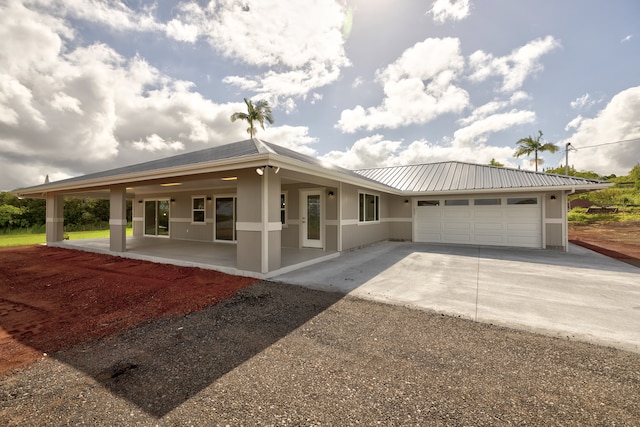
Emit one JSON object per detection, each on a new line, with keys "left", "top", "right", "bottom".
{"left": 0, "top": 228, "right": 133, "bottom": 247}
{"left": 568, "top": 207, "right": 640, "bottom": 224}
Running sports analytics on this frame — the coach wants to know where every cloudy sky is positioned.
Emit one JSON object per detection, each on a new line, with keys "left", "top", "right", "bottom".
{"left": 1, "top": 0, "right": 639, "bottom": 190}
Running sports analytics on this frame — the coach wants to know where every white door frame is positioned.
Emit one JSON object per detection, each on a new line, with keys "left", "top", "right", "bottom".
{"left": 300, "top": 189, "right": 324, "bottom": 249}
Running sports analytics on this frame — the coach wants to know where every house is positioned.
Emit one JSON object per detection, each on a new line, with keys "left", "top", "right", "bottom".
{"left": 14, "top": 138, "right": 611, "bottom": 278}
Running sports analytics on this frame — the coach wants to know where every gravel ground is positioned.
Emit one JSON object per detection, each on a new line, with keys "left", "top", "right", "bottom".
{"left": 1, "top": 281, "right": 639, "bottom": 426}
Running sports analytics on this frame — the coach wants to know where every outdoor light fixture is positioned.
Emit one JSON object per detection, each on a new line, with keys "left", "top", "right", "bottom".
{"left": 255, "top": 166, "right": 280, "bottom": 176}
{"left": 404, "top": 199, "right": 409, "bottom": 204}
{"left": 328, "top": 191, "right": 335, "bottom": 198}
{"left": 138, "top": 200, "right": 143, "bottom": 204}
{"left": 550, "top": 195, "right": 557, "bottom": 200}
{"left": 170, "top": 198, "right": 176, "bottom": 202}
{"left": 206, "top": 196, "right": 212, "bottom": 201}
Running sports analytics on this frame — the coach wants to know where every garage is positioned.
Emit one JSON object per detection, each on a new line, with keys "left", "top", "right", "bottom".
{"left": 414, "top": 195, "right": 542, "bottom": 248}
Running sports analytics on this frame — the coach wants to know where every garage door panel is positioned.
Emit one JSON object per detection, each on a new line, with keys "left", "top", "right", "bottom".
{"left": 444, "top": 223, "right": 470, "bottom": 232}
{"left": 473, "top": 209, "right": 504, "bottom": 219}
{"left": 444, "top": 233, "right": 471, "bottom": 243}
{"left": 474, "top": 222, "right": 503, "bottom": 233}
{"left": 415, "top": 196, "right": 541, "bottom": 248}
{"left": 473, "top": 234, "right": 505, "bottom": 244}
{"left": 446, "top": 209, "right": 471, "bottom": 219}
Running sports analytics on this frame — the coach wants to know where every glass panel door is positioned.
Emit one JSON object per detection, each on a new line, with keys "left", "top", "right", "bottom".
{"left": 144, "top": 200, "right": 170, "bottom": 237}
{"left": 215, "top": 197, "right": 236, "bottom": 241}
{"left": 157, "top": 200, "right": 170, "bottom": 236}
{"left": 301, "top": 190, "right": 322, "bottom": 248}
{"left": 144, "top": 201, "right": 157, "bottom": 235}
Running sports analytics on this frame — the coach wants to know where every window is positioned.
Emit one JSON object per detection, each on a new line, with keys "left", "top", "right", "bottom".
{"left": 358, "top": 192, "right": 379, "bottom": 222}
{"left": 192, "top": 196, "right": 206, "bottom": 223}
{"left": 507, "top": 197, "right": 538, "bottom": 205}
{"left": 280, "top": 192, "right": 287, "bottom": 225}
{"left": 444, "top": 199, "right": 469, "bottom": 206}
{"left": 417, "top": 200, "right": 439, "bottom": 206}
{"left": 474, "top": 198, "right": 501, "bottom": 206}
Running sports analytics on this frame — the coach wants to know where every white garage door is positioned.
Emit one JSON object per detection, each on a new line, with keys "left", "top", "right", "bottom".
{"left": 414, "top": 196, "right": 541, "bottom": 248}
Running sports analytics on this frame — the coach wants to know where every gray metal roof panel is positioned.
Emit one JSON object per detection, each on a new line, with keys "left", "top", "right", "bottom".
{"left": 355, "top": 161, "right": 608, "bottom": 192}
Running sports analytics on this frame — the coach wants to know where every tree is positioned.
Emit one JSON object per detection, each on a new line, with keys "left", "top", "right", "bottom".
{"left": 513, "top": 130, "right": 559, "bottom": 172}
{"left": 489, "top": 158, "right": 504, "bottom": 167}
{"left": 230, "top": 98, "right": 274, "bottom": 138}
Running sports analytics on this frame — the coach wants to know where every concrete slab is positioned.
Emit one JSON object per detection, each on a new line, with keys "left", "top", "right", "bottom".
{"left": 273, "top": 242, "right": 640, "bottom": 353}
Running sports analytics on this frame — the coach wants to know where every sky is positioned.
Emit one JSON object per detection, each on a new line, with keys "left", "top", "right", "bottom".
{"left": 1, "top": 0, "right": 639, "bottom": 191}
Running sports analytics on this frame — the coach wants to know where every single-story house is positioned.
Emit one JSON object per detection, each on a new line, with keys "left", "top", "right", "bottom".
{"left": 14, "top": 138, "right": 611, "bottom": 278}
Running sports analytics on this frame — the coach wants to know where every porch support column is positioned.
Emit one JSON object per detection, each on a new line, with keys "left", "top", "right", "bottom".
{"left": 45, "top": 193, "right": 64, "bottom": 244}
{"left": 109, "top": 186, "right": 127, "bottom": 252}
{"left": 236, "top": 167, "right": 282, "bottom": 274}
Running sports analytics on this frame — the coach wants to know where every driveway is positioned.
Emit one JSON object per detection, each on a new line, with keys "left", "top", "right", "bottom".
{"left": 274, "top": 242, "right": 640, "bottom": 353}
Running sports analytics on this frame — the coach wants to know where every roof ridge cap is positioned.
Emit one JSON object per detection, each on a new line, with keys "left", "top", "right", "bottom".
{"left": 253, "top": 138, "right": 276, "bottom": 154}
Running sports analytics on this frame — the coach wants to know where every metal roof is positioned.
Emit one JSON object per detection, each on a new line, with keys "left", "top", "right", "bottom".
{"left": 14, "top": 139, "right": 610, "bottom": 196}
{"left": 354, "top": 161, "right": 609, "bottom": 193}
{"left": 14, "top": 138, "right": 386, "bottom": 193}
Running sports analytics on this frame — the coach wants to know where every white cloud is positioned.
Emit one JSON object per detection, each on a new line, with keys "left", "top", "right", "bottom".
{"left": 132, "top": 134, "right": 185, "bottom": 152}
{"left": 453, "top": 110, "right": 536, "bottom": 146}
{"left": 173, "top": 0, "right": 351, "bottom": 99}
{"left": 318, "top": 134, "right": 515, "bottom": 170}
{"left": 337, "top": 37, "right": 468, "bottom": 133}
{"left": 468, "top": 36, "right": 561, "bottom": 92}
{"left": 564, "top": 115, "right": 583, "bottom": 131}
{"left": 261, "top": 125, "right": 318, "bottom": 157}
{"left": 428, "top": 0, "right": 471, "bottom": 24}
{"left": 621, "top": 34, "right": 633, "bottom": 43}
{"left": 0, "top": 2, "right": 253, "bottom": 189}
{"left": 458, "top": 91, "right": 529, "bottom": 126}
{"left": 27, "top": 0, "right": 161, "bottom": 33}
{"left": 570, "top": 93, "right": 597, "bottom": 110}
{"left": 567, "top": 86, "right": 640, "bottom": 175}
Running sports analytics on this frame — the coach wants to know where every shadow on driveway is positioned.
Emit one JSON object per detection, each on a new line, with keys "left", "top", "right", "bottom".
{"left": 51, "top": 283, "right": 344, "bottom": 418}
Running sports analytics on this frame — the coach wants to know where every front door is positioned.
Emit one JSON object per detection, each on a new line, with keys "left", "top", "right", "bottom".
{"left": 301, "top": 190, "right": 323, "bottom": 248}
{"left": 144, "top": 199, "right": 170, "bottom": 236}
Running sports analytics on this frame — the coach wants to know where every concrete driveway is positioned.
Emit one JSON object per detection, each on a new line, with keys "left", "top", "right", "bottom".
{"left": 273, "top": 242, "right": 640, "bottom": 353}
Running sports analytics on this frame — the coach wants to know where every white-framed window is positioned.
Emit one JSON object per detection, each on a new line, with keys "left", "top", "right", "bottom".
{"left": 444, "top": 199, "right": 469, "bottom": 206}
{"left": 192, "top": 196, "right": 206, "bottom": 224}
{"left": 507, "top": 197, "right": 538, "bottom": 205}
{"left": 474, "top": 198, "right": 501, "bottom": 206}
{"left": 280, "top": 192, "right": 287, "bottom": 225}
{"left": 358, "top": 191, "right": 380, "bottom": 223}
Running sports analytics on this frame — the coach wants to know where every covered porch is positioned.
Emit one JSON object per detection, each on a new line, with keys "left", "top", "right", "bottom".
{"left": 52, "top": 237, "right": 339, "bottom": 279}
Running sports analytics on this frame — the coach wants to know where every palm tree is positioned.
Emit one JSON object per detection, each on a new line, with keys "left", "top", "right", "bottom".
{"left": 230, "top": 98, "right": 274, "bottom": 138}
{"left": 513, "top": 130, "right": 559, "bottom": 171}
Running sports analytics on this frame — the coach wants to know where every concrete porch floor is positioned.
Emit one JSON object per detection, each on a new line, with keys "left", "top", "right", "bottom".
{"left": 52, "top": 237, "right": 339, "bottom": 279}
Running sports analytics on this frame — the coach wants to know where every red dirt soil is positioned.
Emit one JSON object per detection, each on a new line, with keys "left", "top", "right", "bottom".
{"left": 569, "top": 221, "right": 640, "bottom": 268}
{"left": 0, "top": 246, "right": 258, "bottom": 376}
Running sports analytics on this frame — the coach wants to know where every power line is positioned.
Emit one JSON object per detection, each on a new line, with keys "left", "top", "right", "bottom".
{"left": 572, "top": 137, "right": 640, "bottom": 150}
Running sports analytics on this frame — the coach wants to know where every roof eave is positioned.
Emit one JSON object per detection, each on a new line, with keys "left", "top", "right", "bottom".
{"left": 398, "top": 182, "right": 613, "bottom": 197}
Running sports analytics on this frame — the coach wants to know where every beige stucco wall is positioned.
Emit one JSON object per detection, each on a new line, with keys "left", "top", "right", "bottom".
{"left": 340, "top": 183, "right": 389, "bottom": 251}
{"left": 544, "top": 191, "right": 566, "bottom": 249}
{"left": 45, "top": 193, "right": 64, "bottom": 243}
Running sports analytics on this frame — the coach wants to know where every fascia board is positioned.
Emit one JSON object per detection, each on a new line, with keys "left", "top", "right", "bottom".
{"left": 398, "top": 182, "right": 613, "bottom": 197}
{"left": 14, "top": 154, "right": 273, "bottom": 197}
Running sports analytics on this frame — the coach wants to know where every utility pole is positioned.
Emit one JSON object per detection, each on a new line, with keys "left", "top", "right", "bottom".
{"left": 565, "top": 142, "right": 572, "bottom": 175}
